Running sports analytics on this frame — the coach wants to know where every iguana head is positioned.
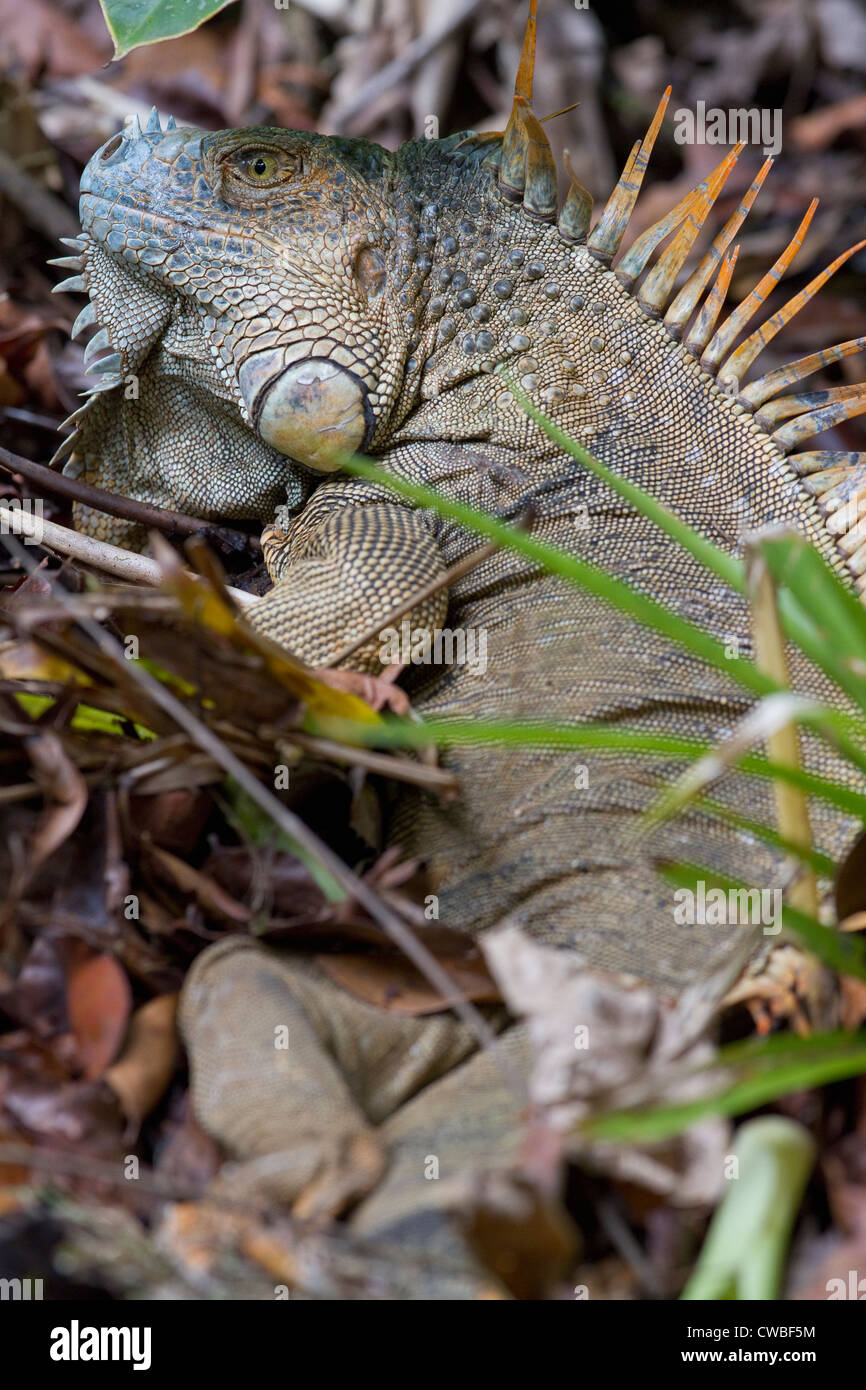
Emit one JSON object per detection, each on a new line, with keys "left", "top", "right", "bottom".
{"left": 56, "top": 108, "right": 500, "bottom": 539}
{"left": 77, "top": 121, "right": 411, "bottom": 474}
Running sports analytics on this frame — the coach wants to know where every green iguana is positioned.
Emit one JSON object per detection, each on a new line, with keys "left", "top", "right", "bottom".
{"left": 49, "top": 1, "right": 866, "bottom": 1295}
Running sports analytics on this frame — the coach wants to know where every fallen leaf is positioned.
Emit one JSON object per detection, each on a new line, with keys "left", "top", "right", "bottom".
{"left": 66, "top": 949, "right": 132, "bottom": 1080}
{"left": 105, "top": 993, "right": 179, "bottom": 1124}
{"left": 316, "top": 947, "right": 500, "bottom": 1015}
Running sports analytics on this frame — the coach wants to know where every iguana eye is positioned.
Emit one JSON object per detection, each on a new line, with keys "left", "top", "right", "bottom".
{"left": 231, "top": 148, "right": 299, "bottom": 185}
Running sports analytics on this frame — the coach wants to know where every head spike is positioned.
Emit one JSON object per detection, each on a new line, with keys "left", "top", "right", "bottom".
{"left": 83, "top": 374, "right": 123, "bottom": 395}
{"left": 720, "top": 237, "right": 866, "bottom": 386}
{"left": 48, "top": 431, "right": 79, "bottom": 467}
{"left": 52, "top": 274, "right": 87, "bottom": 295}
{"left": 684, "top": 244, "right": 739, "bottom": 357}
{"left": 59, "top": 235, "right": 87, "bottom": 251}
{"left": 127, "top": 113, "right": 143, "bottom": 140}
{"left": 586, "top": 87, "right": 672, "bottom": 264}
{"left": 166, "top": 115, "right": 177, "bottom": 130}
{"left": 83, "top": 327, "right": 112, "bottom": 364}
{"left": 792, "top": 451, "right": 865, "bottom": 479}
{"left": 664, "top": 158, "right": 774, "bottom": 335}
{"left": 59, "top": 399, "right": 97, "bottom": 430}
{"left": 145, "top": 105, "right": 161, "bottom": 134}
{"left": 700, "top": 199, "right": 819, "bottom": 376}
{"left": 740, "top": 337, "right": 866, "bottom": 409}
{"left": 557, "top": 148, "right": 593, "bottom": 244}
{"left": 515, "top": 0, "right": 537, "bottom": 105}
{"left": 71, "top": 303, "right": 97, "bottom": 339}
{"left": 86, "top": 352, "right": 123, "bottom": 377}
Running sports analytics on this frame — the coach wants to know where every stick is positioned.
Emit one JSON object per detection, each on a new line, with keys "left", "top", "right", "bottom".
{"left": 0, "top": 501, "right": 254, "bottom": 607}
{"left": 324, "top": 536, "right": 501, "bottom": 668}
{"left": 0, "top": 445, "right": 258, "bottom": 553}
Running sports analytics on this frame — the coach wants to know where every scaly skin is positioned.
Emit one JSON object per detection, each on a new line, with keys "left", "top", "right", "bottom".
{"left": 56, "top": 52, "right": 865, "bottom": 1287}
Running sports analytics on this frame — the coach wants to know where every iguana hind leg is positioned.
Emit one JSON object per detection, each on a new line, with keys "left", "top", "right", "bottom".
{"left": 179, "top": 936, "right": 485, "bottom": 1217}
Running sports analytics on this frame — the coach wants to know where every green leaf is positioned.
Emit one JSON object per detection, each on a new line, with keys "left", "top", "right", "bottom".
{"left": 506, "top": 373, "right": 744, "bottom": 593}
{"left": 336, "top": 450, "right": 866, "bottom": 778}
{"left": 309, "top": 713, "right": 866, "bottom": 820}
{"left": 680, "top": 1117, "right": 815, "bottom": 1300}
{"left": 98, "top": 0, "right": 234, "bottom": 60}
{"left": 14, "top": 691, "right": 154, "bottom": 739}
{"left": 581, "top": 1031, "right": 866, "bottom": 1144}
{"left": 337, "top": 454, "right": 775, "bottom": 701}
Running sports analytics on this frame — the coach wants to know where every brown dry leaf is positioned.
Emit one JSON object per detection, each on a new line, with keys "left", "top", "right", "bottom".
{"left": 144, "top": 842, "right": 251, "bottom": 925}
{"left": 841, "top": 976, "right": 866, "bottom": 1029}
{"left": 0, "top": 640, "right": 92, "bottom": 687}
{"left": 152, "top": 1094, "right": 221, "bottom": 1192}
{"left": 66, "top": 948, "right": 132, "bottom": 1081}
{"left": 3, "top": 936, "right": 68, "bottom": 1038}
{"left": 791, "top": 93, "right": 866, "bottom": 152}
{"left": 105, "top": 993, "right": 179, "bottom": 1124}
{"left": 836, "top": 829, "right": 866, "bottom": 922}
{"left": 316, "top": 947, "right": 500, "bottom": 1015}
{"left": 23, "top": 732, "right": 88, "bottom": 873}
{"left": 0, "top": 0, "right": 109, "bottom": 78}
{"left": 482, "top": 925, "right": 728, "bottom": 1203}
{"left": 127, "top": 788, "right": 213, "bottom": 855}
{"left": 152, "top": 534, "right": 382, "bottom": 728}
{"left": 3, "top": 1075, "right": 124, "bottom": 1153}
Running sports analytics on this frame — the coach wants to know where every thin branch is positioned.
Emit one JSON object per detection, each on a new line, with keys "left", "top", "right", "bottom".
{"left": 288, "top": 728, "right": 459, "bottom": 795}
{"left": 0, "top": 445, "right": 259, "bottom": 554}
{"left": 327, "top": 0, "right": 483, "bottom": 132}
{"left": 0, "top": 149, "right": 80, "bottom": 243}
{"left": 0, "top": 500, "right": 254, "bottom": 607}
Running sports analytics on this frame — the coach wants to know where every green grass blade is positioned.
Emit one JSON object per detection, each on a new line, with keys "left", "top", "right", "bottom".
{"left": 581, "top": 1031, "right": 866, "bottom": 1144}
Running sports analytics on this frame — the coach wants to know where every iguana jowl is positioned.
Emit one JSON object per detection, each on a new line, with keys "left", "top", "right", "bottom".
{"left": 51, "top": 2, "right": 866, "bottom": 1282}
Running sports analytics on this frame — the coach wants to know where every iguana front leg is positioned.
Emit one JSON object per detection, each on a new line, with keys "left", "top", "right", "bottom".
{"left": 247, "top": 480, "right": 449, "bottom": 671}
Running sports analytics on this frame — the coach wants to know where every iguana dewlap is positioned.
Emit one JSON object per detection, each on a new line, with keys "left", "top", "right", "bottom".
{"left": 52, "top": 2, "right": 866, "bottom": 1283}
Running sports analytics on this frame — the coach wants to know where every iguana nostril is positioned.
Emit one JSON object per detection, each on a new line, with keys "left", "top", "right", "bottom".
{"left": 238, "top": 352, "right": 373, "bottom": 473}
{"left": 101, "top": 134, "right": 124, "bottom": 160}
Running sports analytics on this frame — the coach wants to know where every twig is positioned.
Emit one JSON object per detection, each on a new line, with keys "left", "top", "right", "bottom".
{"left": 0, "top": 500, "right": 253, "bottom": 607}
{"left": 287, "top": 728, "right": 459, "bottom": 795}
{"left": 0, "top": 445, "right": 259, "bottom": 554}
